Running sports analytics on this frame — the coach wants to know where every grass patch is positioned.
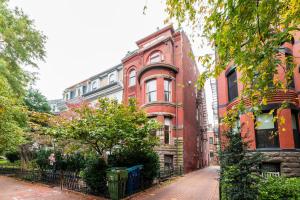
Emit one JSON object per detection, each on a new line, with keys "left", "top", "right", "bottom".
{"left": 0, "top": 159, "right": 8, "bottom": 165}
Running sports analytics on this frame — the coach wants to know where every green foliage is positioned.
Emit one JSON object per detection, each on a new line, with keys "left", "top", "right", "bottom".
{"left": 0, "top": 0, "right": 46, "bottom": 152}
{"left": 35, "top": 148, "right": 52, "bottom": 170}
{"left": 35, "top": 149, "right": 86, "bottom": 172}
{"left": 64, "top": 152, "right": 85, "bottom": 173}
{"left": 166, "top": 0, "right": 300, "bottom": 124}
{"left": 24, "top": 88, "right": 51, "bottom": 113}
{"left": 108, "top": 149, "right": 160, "bottom": 186}
{"left": 0, "top": 75, "right": 26, "bottom": 153}
{"left": 5, "top": 151, "right": 20, "bottom": 163}
{"left": 259, "top": 177, "right": 300, "bottom": 200}
{"left": 51, "top": 98, "right": 160, "bottom": 157}
{"left": 220, "top": 128, "right": 263, "bottom": 200}
{"left": 82, "top": 155, "right": 108, "bottom": 194}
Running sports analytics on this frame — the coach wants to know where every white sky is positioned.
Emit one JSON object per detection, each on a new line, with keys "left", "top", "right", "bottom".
{"left": 9, "top": 0, "right": 213, "bottom": 124}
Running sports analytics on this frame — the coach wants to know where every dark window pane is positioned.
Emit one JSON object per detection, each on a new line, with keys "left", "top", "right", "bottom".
{"left": 256, "top": 130, "right": 279, "bottom": 148}
{"left": 227, "top": 70, "right": 238, "bottom": 102}
{"left": 164, "top": 155, "right": 173, "bottom": 170}
{"left": 292, "top": 113, "right": 300, "bottom": 148}
{"left": 164, "top": 125, "right": 170, "bottom": 144}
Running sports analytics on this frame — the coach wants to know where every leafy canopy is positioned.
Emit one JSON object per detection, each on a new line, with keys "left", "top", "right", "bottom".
{"left": 166, "top": 0, "right": 300, "bottom": 124}
{"left": 0, "top": 0, "right": 46, "bottom": 153}
{"left": 24, "top": 88, "right": 51, "bottom": 113}
{"left": 50, "top": 98, "right": 160, "bottom": 156}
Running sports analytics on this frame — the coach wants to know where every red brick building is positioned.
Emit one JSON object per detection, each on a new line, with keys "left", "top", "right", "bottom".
{"left": 207, "top": 124, "right": 219, "bottom": 166}
{"left": 122, "top": 25, "right": 208, "bottom": 173}
{"left": 217, "top": 32, "right": 300, "bottom": 176}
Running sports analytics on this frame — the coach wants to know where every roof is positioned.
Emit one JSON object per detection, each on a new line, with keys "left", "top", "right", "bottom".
{"left": 65, "top": 63, "right": 123, "bottom": 90}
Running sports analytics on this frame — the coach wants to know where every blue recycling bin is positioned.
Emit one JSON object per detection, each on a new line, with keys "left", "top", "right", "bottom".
{"left": 126, "top": 165, "right": 143, "bottom": 195}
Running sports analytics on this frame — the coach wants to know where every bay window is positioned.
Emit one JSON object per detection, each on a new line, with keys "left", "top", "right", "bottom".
{"left": 255, "top": 112, "right": 279, "bottom": 148}
{"left": 164, "top": 79, "right": 172, "bottom": 102}
{"left": 146, "top": 79, "right": 157, "bottom": 102}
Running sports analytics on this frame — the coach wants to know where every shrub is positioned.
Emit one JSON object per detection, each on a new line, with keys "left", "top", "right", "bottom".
{"left": 36, "top": 149, "right": 86, "bottom": 172}
{"left": 36, "top": 149, "right": 52, "bottom": 170}
{"left": 220, "top": 128, "right": 262, "bottom": 200}
{"left": 82, "top": 155, "right": 108, "bottom": 194}
{"left": 65, "top": 152, "right": 85, "bottom": 173}
{"left": 259, "top": 177, "right": 300, "bottom": 200}
{"left": 109, "top": 149, "right": 159, "bottom": 187}
{"left": 5, "top": 151, "right": 20, "bottom": 163}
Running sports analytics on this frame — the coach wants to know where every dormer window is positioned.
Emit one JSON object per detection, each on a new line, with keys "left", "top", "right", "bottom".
{"left": 129, "top": 69, "right": 136, "bottom": 86}
{"left": 149, "top": 52, "right": 162, "bottom": 64}
{"left": 82, "top": 85, "right": 87, "bottom": 94}
{"left": 109, "top": 73, "right": 115, "bottom": 84}
{"left": 92, "top": 80, "right": 98, "bottom": 90}
{"left": 70, "top": 91, "right": 75, "bottom": 99}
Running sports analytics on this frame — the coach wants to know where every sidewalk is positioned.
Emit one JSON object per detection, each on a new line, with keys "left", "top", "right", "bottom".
{"left": 130, "top": 166, "right": 220, "bottom": 200}
{"left": 0, "top": 175, "right": 106, "bottom": 200}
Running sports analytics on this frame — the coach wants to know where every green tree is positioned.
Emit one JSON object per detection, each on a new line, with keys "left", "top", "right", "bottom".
{"left": 220, "top": 128, "right": 263, "bottom": 200}
{"left": 51, "top": 98, "right": 160, "bottom": 158}
{"left": 0, "top": 0, "right": 46, "bottom": 152}
{"left": 165, "top": 0, "right": 300, "bottom": 122}
{"left": 24, "top": 88, "right": 51, "bottom": 113}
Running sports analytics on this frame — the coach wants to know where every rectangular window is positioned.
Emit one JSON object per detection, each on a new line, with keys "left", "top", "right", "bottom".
{"left": 82, "top": 85, "right": 87, "bottom": 94}
{"left": 92, "top": 80, "right": 98, "bottom": 90}
{"left": 209, "top": 137, "right": 213, "bottom": 144}
{"left": 164, "top": 79, "right": 172, "bottom": 102}
{"left": 210, "top": 152, "right": 214, "bottom": 158}
{"left": 227, "top": 69, "right": 238, "bottom": 102}
{"left": 164, "top": 117, "right": 172, "bottom": 144}
{"left": 150, "top": 52, "right": 161, "bottom": 64}
{"left": 70, "top": 91, "right": 75, "bottom": 99}
{"left": 146, "top": 79, "right": 157, "bottom": 102}
{"left": 285, "top": 53, "right": 295, "bottom": 89}
{"left": 164, "top": 155, "right": 174, "bottom": 170}
{"left": 292, "top": 112, "right": 300, "bottom": 148}
{"left": 129, "top": 70, "right": 136, "bottom": 86}
{"left": 261, "top": 163, "right": 281, "bottom": 177}
{"left": 255, "top": 113, "right": 279, "bottom": 148}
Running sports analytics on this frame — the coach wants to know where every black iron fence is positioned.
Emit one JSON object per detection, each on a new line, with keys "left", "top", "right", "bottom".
{"left": 0, "top": 166, "right": 89, "bottom": 193}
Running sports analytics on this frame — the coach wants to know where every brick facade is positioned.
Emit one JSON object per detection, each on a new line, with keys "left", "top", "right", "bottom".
{"left": 122, "top": 25, "right": 208, "bottom": 173}
{"left": 217, "top": 31, "right": 300, "bottom": 177}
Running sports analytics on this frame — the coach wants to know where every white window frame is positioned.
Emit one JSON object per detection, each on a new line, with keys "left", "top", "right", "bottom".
{"left": 164, "top": 117, "right": 172, "bottom": 144}
{"left": 149, "top": 52, "right": 161, "bottom": 64}
{"left": 109, "top": 73, "right": 116, "bottom": 84}
{"left": 146, "top": 79, "right": 157, "bottom": 102}
{"left": 129, "top": 69, "right": 136, "bottom": 86}
{"left": 164, "top": 79, "right": 172, "bottom": 102}
{"left": 91, "top": 80, "right": 98, "bottom": 90}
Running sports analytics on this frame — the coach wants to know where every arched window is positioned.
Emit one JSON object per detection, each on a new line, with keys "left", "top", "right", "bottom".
{"left": 129, "top": 69, "right": 136, "bottom": 86}
{"left": 149, "top": 52, "right": 162, "bottom": 64}
{"left": 109, "top": 73, "right": 115, "bottom": 84}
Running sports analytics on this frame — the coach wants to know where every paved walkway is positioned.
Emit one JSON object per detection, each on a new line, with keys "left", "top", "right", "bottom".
{"left": 0, "top": 176, "right": 105, "bottom": 200}
{"left": 130, "top": 166, "right": 220, "bottom": 200}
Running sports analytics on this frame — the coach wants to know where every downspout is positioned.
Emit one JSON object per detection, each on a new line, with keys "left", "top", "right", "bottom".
{"left": 172, "top": 33, "right": 179, "bottom": 174}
